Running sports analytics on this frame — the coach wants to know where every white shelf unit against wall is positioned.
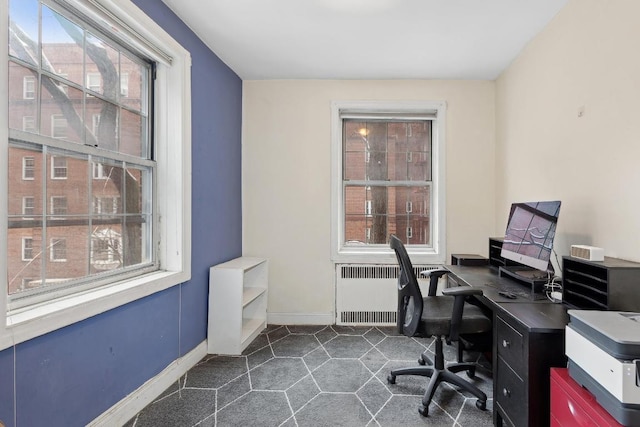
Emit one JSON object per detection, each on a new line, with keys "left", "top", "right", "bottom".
{"left": 207, "top": 257, "right": 268, "bottom": 355}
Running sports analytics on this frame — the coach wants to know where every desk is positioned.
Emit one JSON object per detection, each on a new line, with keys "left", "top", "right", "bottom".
{"left": 445, "top": 264, "right": 569, "bottom": 427}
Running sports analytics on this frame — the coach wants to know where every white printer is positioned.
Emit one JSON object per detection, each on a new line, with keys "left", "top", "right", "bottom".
{"left": 566, "top": 309, "right": 640, "bottom": 426}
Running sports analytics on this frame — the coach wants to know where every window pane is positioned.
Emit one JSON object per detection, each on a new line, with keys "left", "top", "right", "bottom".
{"left": 41, "top": 5, "right": 84, "bottom": 84}
{"left": 8, "top": 233, "right": 42, "bottom": 295}
{"left": 344, "top": 185, "right": 431, "bottom": 245}
{"left": 120, "top": 109, "right": 146, "bottom": 157}
{"left": 91, "top": 227, "right": 122, "bottom": 271}
{"left": 9, "top": 0, "right": 40, "bottom": 66}
{"left": 121, "top": 166, "right": 151, "bottom": 267}
{"left": 8, "top": 144, "right": 42, "bottom": 218}
{"left": 92, "top": 161, "right": 124, "bottom": 214}
{"left": 89, "top": 98, "right": 119, "bottom": 150}
{"left": 45, "top": 224, "right": 89, "bottom": 284}
{"left": 41, "top": 81, "right": 84, "bottom": 143}
{"left": 343, "top": 119, "right": 432, "bottom": 183}
{"left": 121, "top": 54, "right": 147, "bottom": 113}
{"left": 46, "top": 152, "right": 89, "bottom": 216}
{"left": 9, "top": 62, "right": 38, "bottom": 131}
{"left": 86, "top": 32, "right": 119, "bottom": 101}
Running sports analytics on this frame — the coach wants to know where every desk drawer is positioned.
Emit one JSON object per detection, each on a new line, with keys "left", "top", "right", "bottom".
{"left": 496, "top": 356, "right": 526, "bottom": 427}
{"left": 496, "top": 315, "right": 525, "bottom": 374}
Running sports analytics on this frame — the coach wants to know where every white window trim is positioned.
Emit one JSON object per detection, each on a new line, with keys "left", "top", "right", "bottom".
{"left": 50, "top": 155, "right": 67, "bottom": 179}
{"left": 50, "top": 114, "right": 68, "bottom": 139}
{"left": 22, "top": 156, "right": 35, "bottom": 180}
{"left": 23, "top": 75, "right": 35, "bottom": 99}
{"left": 22, "top": 116, "right": 35, "bottom": 132}
{"left": 330, "top": 100, "right": 446, "bottom": 264}
{"left": 22, "top": 196, "right": 34, "bottom": 217}
{"left": 21, "top": 238, "right": 34, "bottom": 261}
{"left": 0, "top": 0, "right": 192, "bottom": 350}
{"left": 49, "top": 238, "right": 67, "bottom": 262}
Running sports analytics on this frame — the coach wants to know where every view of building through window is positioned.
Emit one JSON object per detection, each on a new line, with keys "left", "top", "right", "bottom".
{"left": 343, "top": 119, "right": 432, "bottom": 246}
{"left": 7, "top": 0, "right": 154, "bottom": 300}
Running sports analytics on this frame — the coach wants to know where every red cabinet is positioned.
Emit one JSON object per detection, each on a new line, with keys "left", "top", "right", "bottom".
{"left": 550, "top": 367, "right": 622, "bottom": 426}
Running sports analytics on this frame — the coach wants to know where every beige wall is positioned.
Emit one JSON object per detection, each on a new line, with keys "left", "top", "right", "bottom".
{"left": 496, "top": 0, "right": 640, "bottom": 267}
{"left": 243, "top": 81, "right": 495, "bottom": 322}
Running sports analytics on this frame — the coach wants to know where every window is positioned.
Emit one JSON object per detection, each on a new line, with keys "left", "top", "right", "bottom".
{"left": 22, "top": 238, "right": 34, "bottom": 261}
{"left": 22, "top": 116, "right": 35, "bottom": 133}
{"left": 3, "top": 0, "right": 191, "bottom": 346}
{"left": 91, "top": 114, "right": 101, "bottom": 136}
{"left": 23, "top": 75, "right": 35, "bottom": 99}
{"left": 50, "top": 115, "right": 68, "bottom": 139}
{"left": 86, "top": 72, "right": 101, "bottom": 93}
{"left": 120, "top": 73, "right": 129, "bottom": 97}
{"left": 49, "top": 238, "right": 67, "bottom": 262}
{"left": 22, "top": 156, "right": 35, "bottom": 180}
{"left": 22, "top": 196, "right": 35, "bottom": 217}
{"left": 50, "top": 196, "right": 68, "bottom": 216}
{"left": 93, "top": 196, "right": 119, "bottom": 214}
{"left": 50, "top": 156, "right": 67, "bottom": 179}
{"left": 331, "top": 101, "right": 446, "bottom": 264}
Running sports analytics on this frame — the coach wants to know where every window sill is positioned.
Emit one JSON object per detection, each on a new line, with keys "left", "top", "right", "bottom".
{"left": 332, "top": 247, "right": 445, "bottom": 265}
{"left": 1, "top": 269, "right": 188, "bottom": 350}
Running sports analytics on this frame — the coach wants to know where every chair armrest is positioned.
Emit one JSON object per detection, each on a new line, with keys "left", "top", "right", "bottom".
{"left": 421, "top": 268, "right": 448, "bottom": 296}
{"left": 441, "top": 287, "right": 483, "bottom": 297}
{"left": 420, "top": 268, "right": 448, "bottom": 279}
{"left": 442, "top": 287, "right": 485, "bottom": 342}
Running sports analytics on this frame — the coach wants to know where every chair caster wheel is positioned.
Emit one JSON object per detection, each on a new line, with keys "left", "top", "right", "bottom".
{"left": 418, "top": 357, "right": 425, "bottom": 366}
{"left": 418, "top": 405, "right": 429, "bottom": 416}
{"left": 387, "top": 374, "right": 396, "bottom": 384}
{"left": 476, "top": 400, "right": 486, "bottom": 411}
{"left": 466, "top": 367, "right": 476, "bottom": 379}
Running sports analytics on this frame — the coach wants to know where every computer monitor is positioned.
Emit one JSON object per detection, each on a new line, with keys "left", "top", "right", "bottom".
{"left": 501, "top": 200, "right": 561, "bottom": 273}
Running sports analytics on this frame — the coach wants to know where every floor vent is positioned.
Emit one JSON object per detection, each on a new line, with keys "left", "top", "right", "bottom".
{"left": 336, "top": 264, "right": 440, "bottom": 326}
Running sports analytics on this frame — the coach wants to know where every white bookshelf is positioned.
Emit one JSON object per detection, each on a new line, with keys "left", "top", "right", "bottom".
{"left": 207, "top": 257, "right": 268, "bottom": 355}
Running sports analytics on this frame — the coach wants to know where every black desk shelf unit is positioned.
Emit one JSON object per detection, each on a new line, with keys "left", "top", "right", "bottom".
{"left": 489, "top": 237, "right": 521, "bottom": 271}
{"left": 562, "top": 256, "right": 640, "bottom": 312}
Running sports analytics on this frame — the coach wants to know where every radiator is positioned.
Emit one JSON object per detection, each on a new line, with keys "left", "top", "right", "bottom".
{"left": 336, "top": 264, "right": 440, "bottom": 326}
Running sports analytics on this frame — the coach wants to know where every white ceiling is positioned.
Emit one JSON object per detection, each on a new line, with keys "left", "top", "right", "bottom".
{"left": 160, "top": 0, "right": 568, "bottom": 80}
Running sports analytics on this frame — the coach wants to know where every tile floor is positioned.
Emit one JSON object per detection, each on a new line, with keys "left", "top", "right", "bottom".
{"left": 125, "top": 325, "right": 494, "bottom": 427}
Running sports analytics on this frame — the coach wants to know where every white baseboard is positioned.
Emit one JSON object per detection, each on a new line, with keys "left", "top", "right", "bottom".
{"left": 267, "top": 312, "right": 334, "bottom": 325}
{"left": 89, "top": 341, "right": 208, "bottom": 427}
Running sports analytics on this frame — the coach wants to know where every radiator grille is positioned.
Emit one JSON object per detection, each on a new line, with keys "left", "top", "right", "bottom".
{"left": 339, "top": 264, "right": 438, "bottom": 279}
{"left": 340, "top": 311, "right": 397, "bottom": 324}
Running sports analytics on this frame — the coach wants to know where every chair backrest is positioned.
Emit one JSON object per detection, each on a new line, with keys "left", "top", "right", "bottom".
{"left": 389, "top": 234, "right": 423, "bottom": 337}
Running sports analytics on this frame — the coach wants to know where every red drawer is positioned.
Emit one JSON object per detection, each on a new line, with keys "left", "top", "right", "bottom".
{"left": 550, "top": 368, "right": 622, "bottom": 427}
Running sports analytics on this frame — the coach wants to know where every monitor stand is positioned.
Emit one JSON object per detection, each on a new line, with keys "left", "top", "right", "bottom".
{"left": 498, "top": 265, "right": 549, "bottom": 293}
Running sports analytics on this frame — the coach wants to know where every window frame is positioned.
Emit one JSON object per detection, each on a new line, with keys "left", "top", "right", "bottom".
{"left": 0, "top": 0, "right": 192, "bottom": 350}
{"left": 23, "top": 75, "right": 35, "bottom": 99}
{"left": 49, "top": 237, "right": 67, "bottom": 262}
{"left": 330, "top": 100, "right": 446, "bottom": 264}
{"left": 21, "top": 237, "right": 34, "bottom": 261}
{"left": 22, "top": 155, "right": 35, "bottom": 180}
{"left": 50, "top": 155, "right": 68, "bottom": 179}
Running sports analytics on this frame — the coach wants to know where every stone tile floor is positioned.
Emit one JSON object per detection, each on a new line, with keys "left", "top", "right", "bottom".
{"left": 125, "top": 325, "right": 493, "bottom": 427}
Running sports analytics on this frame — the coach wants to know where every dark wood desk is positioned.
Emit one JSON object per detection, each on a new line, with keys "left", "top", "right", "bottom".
{"left": 445, "top": 265, "right": 569, "bottom": 427}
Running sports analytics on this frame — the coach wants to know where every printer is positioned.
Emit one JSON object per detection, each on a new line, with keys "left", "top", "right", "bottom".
{"left": 566, "top": 309, "right": 640, "bottom": 426}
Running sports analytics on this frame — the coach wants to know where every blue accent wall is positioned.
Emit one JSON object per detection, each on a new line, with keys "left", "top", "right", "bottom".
{"left": 0, "top": 0, "right": 242, "bottom": 425}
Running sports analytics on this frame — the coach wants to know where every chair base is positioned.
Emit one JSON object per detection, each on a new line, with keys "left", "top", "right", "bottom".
{"left": 387, "top": 337, "right": 487, "bottom": 416}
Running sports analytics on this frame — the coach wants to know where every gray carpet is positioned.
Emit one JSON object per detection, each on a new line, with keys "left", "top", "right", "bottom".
{"left": 125, "top": 325, "right": 493, "bottom": 427}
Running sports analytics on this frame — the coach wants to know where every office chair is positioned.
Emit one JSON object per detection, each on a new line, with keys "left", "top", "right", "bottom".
{"left": 386, "top": 234, "right": 491, "bottom": 416}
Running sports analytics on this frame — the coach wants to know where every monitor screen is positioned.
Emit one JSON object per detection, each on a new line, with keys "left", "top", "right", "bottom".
{"left": 500, "top": 200, "right": 561, "bottom": 272}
